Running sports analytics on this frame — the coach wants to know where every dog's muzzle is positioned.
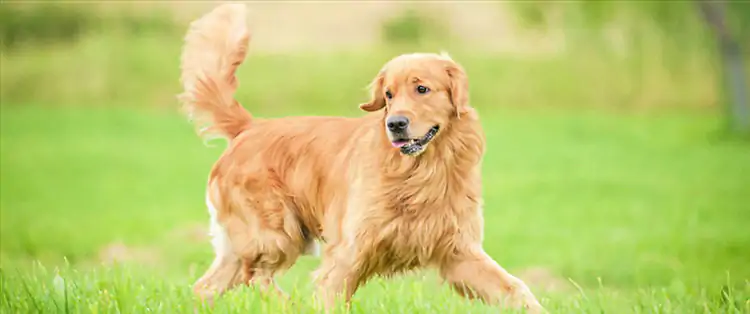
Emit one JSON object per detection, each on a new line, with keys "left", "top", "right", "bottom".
{"left": 390, "top": 125, "right": 440, "bottom": 156}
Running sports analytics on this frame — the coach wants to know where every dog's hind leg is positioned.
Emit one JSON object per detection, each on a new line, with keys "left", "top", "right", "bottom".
{"left": 241, "top": 261, "right": 289, "bottom": 299}
{"left": 192, "top": 252, "right": 244, "bottom": 301}
{"left": 192, "top": 193, "right": 247, "bottom": 301}
{"left": 194, "top": 176, "right": 307, "bottom": 304}
{"left": 193, "top": 236, "right": 292, "bottom": 303}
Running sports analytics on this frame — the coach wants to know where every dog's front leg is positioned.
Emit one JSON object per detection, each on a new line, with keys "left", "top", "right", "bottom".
{"left": 312, "top": 255, "right": 366, "bottom": 311}
{"left": 439, "top": 245, "right": 544, "bottom": 313}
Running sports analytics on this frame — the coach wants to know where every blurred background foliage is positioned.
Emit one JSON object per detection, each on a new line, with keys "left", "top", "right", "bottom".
{"left": 0, "top": 2, "right": 180, "bottom": 49}
{"left": 1, "top": 1, "right": 747, "bottom": 115}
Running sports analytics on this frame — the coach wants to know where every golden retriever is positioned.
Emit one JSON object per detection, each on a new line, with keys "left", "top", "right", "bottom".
{"left": 178, "top": 3, "right": 543, "bottom": 313}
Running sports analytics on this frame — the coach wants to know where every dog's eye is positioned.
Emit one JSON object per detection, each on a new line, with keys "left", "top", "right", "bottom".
{"left": 385, "top": 91, "right": 393, "bottom": 100}
{"left": 416, "top": 85, "right": 430, "bottom": 94}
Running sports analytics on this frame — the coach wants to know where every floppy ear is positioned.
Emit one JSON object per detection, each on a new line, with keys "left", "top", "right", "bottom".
{"left": 445, "top": 61, "right": 470, "bottom": 118}
{"left": 359, "top": 71, "right": 386, "bottom": 112}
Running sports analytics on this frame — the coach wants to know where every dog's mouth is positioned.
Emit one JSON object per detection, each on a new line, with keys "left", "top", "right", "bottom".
{"left": 391, "top": 125, "right": 440, "bottom": 156}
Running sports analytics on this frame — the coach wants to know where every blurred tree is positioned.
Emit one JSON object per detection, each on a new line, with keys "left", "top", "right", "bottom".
{"left": 696, "top": 0, "right": 749, "bottom": 134}
{"left": 508, "top": 1, "right": 749, "bottom": 133}
{"left": 380, "top": 8, "right": 447, "bottom": 49}
{"left": 0, "top": 3, "right": 179, "bottom": 50}
{"left": 0, "top": 4, "right": 91, "bottom": 49}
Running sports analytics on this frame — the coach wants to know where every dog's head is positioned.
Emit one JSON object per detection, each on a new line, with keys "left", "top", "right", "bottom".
{"left": 360, "top": 52, "right": 469, "bottom": 157}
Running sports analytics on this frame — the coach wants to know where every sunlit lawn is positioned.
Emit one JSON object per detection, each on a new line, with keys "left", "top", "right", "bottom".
{"left": 1, "top": 102, "right": 748, "bottom": 312}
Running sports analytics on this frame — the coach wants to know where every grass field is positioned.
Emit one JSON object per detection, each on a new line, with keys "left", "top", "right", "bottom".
{"left": 2, "top": 103, "right": 749, "bottom": 313}
{"left": 2, "top": 2, "right": 750, "bottom": 313}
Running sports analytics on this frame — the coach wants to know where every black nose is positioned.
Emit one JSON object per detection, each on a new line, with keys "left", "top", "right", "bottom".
{"left": 386, "top": 116, "right": 410, "bottom": 132}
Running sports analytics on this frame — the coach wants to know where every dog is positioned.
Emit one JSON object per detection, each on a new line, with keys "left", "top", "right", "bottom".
{"left": 178, "top": 3, "right": 544, "bottom": 313}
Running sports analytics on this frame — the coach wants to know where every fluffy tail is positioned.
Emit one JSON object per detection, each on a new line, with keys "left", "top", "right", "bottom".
{"left": 178, "top": 3, "right": 252, "bottom": 141}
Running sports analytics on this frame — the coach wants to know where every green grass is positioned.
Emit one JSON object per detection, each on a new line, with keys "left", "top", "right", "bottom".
{"left": 1, "top": 104, "right": 749, "bottom": 313}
